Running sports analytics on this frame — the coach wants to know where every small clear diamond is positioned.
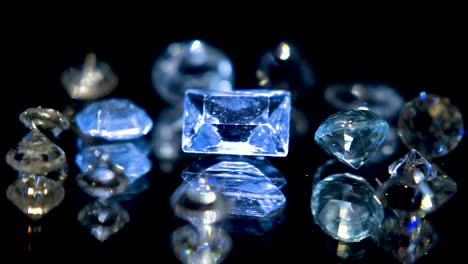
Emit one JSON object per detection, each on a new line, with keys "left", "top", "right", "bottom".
{"left": 75, "top": 141, "right": 152, "bottom": 183}
{"left": 314, "top": 109, "right": 389, "bottom": 169}
{"left": 372, "top": 215, "right": 437, "bottom": 263}
{"left": 75, "top": 98, "right": 153, "bottom": 140}
{"left": 61, "top": 53, "right": 118, "bottom": 100}
{"left": 170, "top": 177, "right": 230, "bottom": 226}
{"left": 324, "top": 83, "right": 405, "bottom": 121}
{"left": 182, "top": 89, "right": 291, "bottom": 156}
{"left": 77, "top": 199, "right": 130, "bottom": 242}
{"left": 311, "top": 173, "right": 384, "bottom": 242}
{"left": 6, "top": 128, "right": 67, "bottom": 174}
{"left": 256, "top": 41, "right": 315, "bottom": 99}
{"left": 171, "top": 224, "right": 232, "bottom": 264}
{"left": 182, "top": 155, "right": 286, "bottom": 217}
{"left": 19, "top": 107, "right": 70, "bottom": 137}
{"left": 76, "top": 154, "right": 130, "bottom": 199}
{"left": 151, "top": 39, "right": 234, "bottom": 105}
{"left": 388, "top": 149, "right": 436, "bottom": 184}
{"left": 398, "top": 92, "right": 464, "bottom": 158}
{"left": 6, "top": 176, "right": 65, "bottom": 220}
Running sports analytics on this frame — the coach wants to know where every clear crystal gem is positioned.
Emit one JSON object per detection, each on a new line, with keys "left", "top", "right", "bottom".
{"left": 75, "top": 141, "right": 152, "bottom": 183}
{"left": 182, "top": 155, "right": 286, "bottom": 217}
{"left": 182, "top": 89, "right": 291, "bottom": 156}
{"left": 372, "top": 215, "right": 437, "bottom": 264}
{"left": 75, "top": 98, "right": 153, "bottom": 140}
{"left": 19, "top": 107, "right": 70, "bottom": 137}
{"left": 77, "top": 199, "right": 130, "bottom": 242}
{"left": 170, "top": 177, "right": 230, "bottom": 226}
{"left": 151, "top": 39, "right": 234, "bottom": 105}
{"left": 311, "top": 173, "right": 384, "bottom": 242}
{"left": 389, "top": 149, "right": 436, "bottom": 184}
{"left": 76, "top": 154, "right": 130, "bottom": 199}
{"left": 61, "top": 53, "right": 118, "bottom": 100}
{"left": 256, "top": 41, "right": 315, "bottom": 99}
{"left": 398, "top": 92, "right": 464, "bottom": 158}
{"left": 171, "top": 224, "right": 232, "bottom": 264}
{"left": 6, "top": 128, "right": 67, "bottom": 174}
{"left": 314, "top": 109, "right": 389, "bottom": 169}
{"left": 6, "top": 176, "right": 65, "bottom": 220}
{"left": 323, "top": 83, "right": 405, "bottom": 121}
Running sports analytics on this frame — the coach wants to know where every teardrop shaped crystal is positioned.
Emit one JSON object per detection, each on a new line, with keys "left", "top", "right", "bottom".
{"left": 61, "top": 53, "right": 119, "bottom": 100}
{"left": 6, "top": 175, "right": 65, "bottom": 220}
{"left": 76, "top": 154, "right": 129, "bottom": 199}
{"left": 170, "top": 177, "right": 230, "bottom": 226}
{"left": 6, "top": 128, "right": 67, "bottom": 174}
{"left": 19, "top": 107, "right": 70, "bottom": 137}
{"left": 171, "top": 224, "right": 232, "bottom": 264}
{"left": 77, "top": 199, "right": 130, "bottom": 242}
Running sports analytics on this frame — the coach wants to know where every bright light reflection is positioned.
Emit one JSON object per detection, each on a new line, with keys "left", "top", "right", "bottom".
{"left": 278, "top": 42, "right": 291, "bottom": 60}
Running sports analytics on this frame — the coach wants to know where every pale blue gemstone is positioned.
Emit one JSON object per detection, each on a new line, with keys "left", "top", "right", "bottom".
{"left": 76, "top": 98, "right": 153, "bottom": 140}
{"left": 75, "top": 142, "right": 152, "bottom": 183}
{"left": 388, "top": 149, "right": 436, "bottom": 183}
{"left": 311, "top": 173, "right": 384, "bottom": 242}
{"left": 182, "top": 155, "right": 286, "bottom": 217}
{"left": 314, "top": 109, "right": 389, "bottom": 169}
{"left": 182, "top": 89, "right": 291, "bottom": 156}
{"left": 151, "top": 39, "right": 234, "bottom": 105}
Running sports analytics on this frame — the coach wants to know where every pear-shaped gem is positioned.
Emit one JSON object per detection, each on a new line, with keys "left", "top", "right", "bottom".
{"left": 314, "top": 109, "right": 389, "bottom": 169}
{"left": 6, "top": 176, "right": 65, "bottom": 220}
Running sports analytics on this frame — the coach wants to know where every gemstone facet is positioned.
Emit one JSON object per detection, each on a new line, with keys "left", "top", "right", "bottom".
{"left": 182, "top": 155, "right": 286, "bottom": 217}
{"left": 151, "top": 39, "right": 234, "bottom": 105}
{"left": 182, "top": 89, "right": 291, "bottom": 156}
{"left": 398, "top": 92, "right": 464, "bottom": 158}
{"left": 6, "top": 176, "right": 65, "bottom": 220}
{"left": 75, "top": 98, "right": 153, "bottom": 141}
{"left": 311, "top": 173, "right": 384, "bottom": 242}
{"left": 314, "top": 109, "right": 389, "bottom": 169}
{"left": 19, "top": 107, "right": 70, "bottom": 137}
{"left": 388, "top": 149, "right": 436, "bottom": 184}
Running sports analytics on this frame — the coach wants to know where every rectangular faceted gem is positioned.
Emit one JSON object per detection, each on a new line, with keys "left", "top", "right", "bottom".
{"left": 182, "top": 89, "right": 291, "bottom": 156}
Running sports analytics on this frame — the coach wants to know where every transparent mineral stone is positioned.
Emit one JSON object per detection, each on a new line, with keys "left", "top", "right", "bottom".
{"left": 388, "top": 149, "right": 436, "bottom": 184}
{"left": 311, "top": 173, "right": 384, "bottom": 242}
{"left": 75, "top": 98, "right": 153, "bottom": 140}
{"left": 182, "top": 155, "right": 286, "bottom": 217}
{"left": 171, "top": 224, "right": 232, "bottom": 264}
{"left": 170, "top": 177, "right": 230, "bottom": 226}
{"left": 151, "top": 39, "right": 234, "bottom": 105}
{"left": 324, "top": 83, "right": 405, "bottom": 121}
{"left": 182, "top": 89, "right": 291, "bottom": 156}
{"left": 19, "top": 107, "right": 70, "bottom": 137}
{"left": 314, "top": 109, "right": 389, "bottom": 169}
{"left": 372, "top": 215, "right": 437, "bottom": 264}
{"left": 256, "top": 41, "right": 315, "bottom": 100}
{"left": 6, "top": 176, "right": 65, "bottom": 220}
{"left": 6, "top": 128, "right": 67, "bottom": 174}
{"left": 398, "top": 92, "right": 464, "bottom": 158}
{"left": 76, "top": 154, "right": 130, "bottom": 199}
{"left": 75, "top": 142, "right": 152, "bottom": 183}
{"left": 77, "top": 199, "right": 130, "bottom": 242}
{"left": 61, "top": 53, "right": 118, "bottom": 100}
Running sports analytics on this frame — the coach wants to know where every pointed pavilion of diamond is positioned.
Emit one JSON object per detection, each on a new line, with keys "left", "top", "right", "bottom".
{"left": 314, "top": 109, "right": 389, "bottom": 169}
{"left": 388, "top": 149, "right": 436, "bottom": 184}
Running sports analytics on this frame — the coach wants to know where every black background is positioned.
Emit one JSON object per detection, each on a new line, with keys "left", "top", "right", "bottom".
{"left": 1, "top": 9, "right": 467, "bottom": 263}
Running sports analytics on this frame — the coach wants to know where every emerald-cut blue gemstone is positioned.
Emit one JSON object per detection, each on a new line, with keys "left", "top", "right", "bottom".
{"left": 182, "top": 89, "right": 291, "bottom": 156}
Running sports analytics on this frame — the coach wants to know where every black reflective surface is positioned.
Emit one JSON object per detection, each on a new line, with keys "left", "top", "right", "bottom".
{"left": 2, "top": 22, "right": 467, "bottom": 263}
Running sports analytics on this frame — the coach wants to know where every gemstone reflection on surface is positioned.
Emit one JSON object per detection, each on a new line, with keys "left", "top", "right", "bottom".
{"left": 398, "top": 92, "right": 464, "bottom": 158}
{"left": 182, "top": 89, "right": 291, "bottom": 156}
{"left": 314, "top": 109, "right": 389, "bottom": 169}
{"left": 311, "top": 173, "right": 384, "bottom": 242}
